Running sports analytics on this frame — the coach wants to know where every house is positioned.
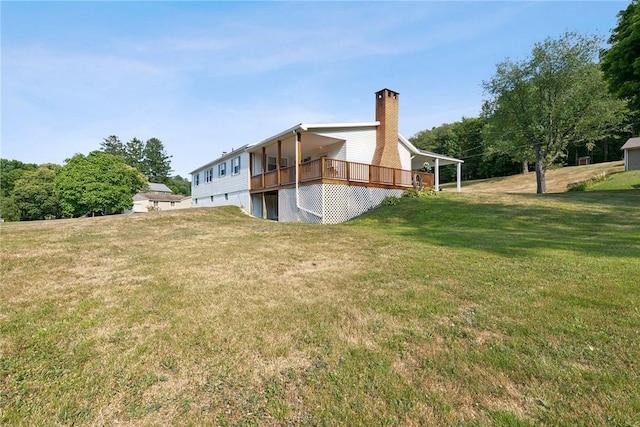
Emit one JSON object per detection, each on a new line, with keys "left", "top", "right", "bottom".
{"left": 190, "top": 89, "right": 463, "bottom": 224}
{"left": 147, "top": 182, "right": 173, "bottom": 194}
{"left": 132, "top": 183, "right": 191, "bottom": 212}
{"left": 621, "top": 137, "right": 640, "bottom": 171}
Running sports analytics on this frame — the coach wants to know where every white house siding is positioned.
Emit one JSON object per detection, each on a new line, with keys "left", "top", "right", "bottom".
{"left": 191, "top": 151, "right": 251, "bottom": 212}
{"left": 626, "top": 148, "right": 640, "bottom": 171}
{"left": 398, "top": 141, "right": 412, "bottom": 171}
{"left": 312, "top": 127, "right": 378, "bottom": 164}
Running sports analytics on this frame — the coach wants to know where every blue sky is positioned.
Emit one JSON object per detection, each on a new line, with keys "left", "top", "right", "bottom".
{"left": 1, "top": 1, "right": 628, "bottom": 177}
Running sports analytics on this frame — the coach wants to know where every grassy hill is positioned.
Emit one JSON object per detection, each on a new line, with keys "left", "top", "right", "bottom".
{"left": 1, "top": 190, "right": 639, "bottom": 425}
{"left": 444, "top": 160, "right": 627, "bottom": 193}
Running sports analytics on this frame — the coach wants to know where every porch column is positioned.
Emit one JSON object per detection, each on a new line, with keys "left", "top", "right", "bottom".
{"left": 277, "top": 140, "right": 282, "bottom": 185}
{"left": 249, "top": 153, "right": 254, "bottom": 189}
{"left": 456, "top": 162, "right": 461, "bottom": 192}
{"left": 434, "top": 158, "right": 440, "bottom": 191}
{"left": 261, "top": 147, "right": 266, "bottom": 188}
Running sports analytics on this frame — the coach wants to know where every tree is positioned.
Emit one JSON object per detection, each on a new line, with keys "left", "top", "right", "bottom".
{"left": 124, "top": 137, "right": 145, "bottom": 172}
{"left": 143, "top": 138, "right": 173, "bottom": 182}
{"left": 12, "top": 164, "right": 62, "bottom": 220}
{"left": 1, "top": 159, "right": 37, "bottom": 198}
{"left": 483, "top": 32, "right": 629, "bottom": 193}
{"left": 55, "top": 151, "right": 147, "bottom": 217}
{"left": 166, "top": 175, "right": 191, "bottom": 196}
{"left": 100, "top": 135, "right": 126, "bottom": 158}
{"left": 410, "top": 117, "right": 520, "bottom": 182}
{"left": 601, "top": 0, "right": 640, "bottom": 115}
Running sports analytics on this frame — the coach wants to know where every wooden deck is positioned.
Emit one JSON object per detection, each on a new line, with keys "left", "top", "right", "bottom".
{"left": 250, "top": 158, "right": 433, "bottom": 192}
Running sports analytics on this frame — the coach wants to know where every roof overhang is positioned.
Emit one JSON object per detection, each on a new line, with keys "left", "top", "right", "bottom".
{"left": 398, "top": 134, "right": 464, "bottom": 168}
{"left": 621, "top": 137, "right": 640, "bottom": 150}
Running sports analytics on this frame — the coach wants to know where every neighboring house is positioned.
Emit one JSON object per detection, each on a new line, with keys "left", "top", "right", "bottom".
{"left": 147, "top": 182, "right": 173, "bottom": 194}
{"left": 621, "top": 137, "right": 640, "bottom": 171}
{"left": 190, "top": 89, "right": 463, "bottom": 224}
{"left": 132, "top": 183, "right": 191, "bottom": 212}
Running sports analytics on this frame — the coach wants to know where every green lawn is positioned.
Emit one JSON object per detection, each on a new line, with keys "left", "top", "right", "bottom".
{"left": 1, "top": 191, "right": 639, "bottom": 426}
{"left": 588, "top": 170, "right": 640, "bottom": 191}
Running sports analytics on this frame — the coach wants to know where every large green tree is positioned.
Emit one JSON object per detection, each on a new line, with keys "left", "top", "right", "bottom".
{"left": 166, "top": 175, "right": 191, "bottom": 196}
{"left": 601, "top": 0, "right": 640, "bottom": 114}
{"left": 0, "top": 159, "right": 37, "bottom": 198}
{"left": 100, "top": 135, "right": 126, "bottom": 158}
{"left": 143, "top": 138, "right": 173, "bottom": 182}
{"left": 483, "top": 32, "right": 629, "bottom": 193}
{"left": 0, "top": 159, "right": 38, "bottom": 221}
{"left": 55, "top": 151, "right": 147, "bottom": 217}
{"left": 12, "top": 164, "right": 62, "bottom": 220}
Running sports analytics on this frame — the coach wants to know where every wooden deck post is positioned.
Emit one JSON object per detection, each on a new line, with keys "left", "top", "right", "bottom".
{"left": 261, "top": 147, "right": 266, "bottom": 189}
{"left": 277, "top": 140, "right": 282, "bottom": 185}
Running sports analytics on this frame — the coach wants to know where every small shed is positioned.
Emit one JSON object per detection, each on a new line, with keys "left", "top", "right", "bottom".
{"left": 621, "top": 137, "right": 640, "bottom": 171}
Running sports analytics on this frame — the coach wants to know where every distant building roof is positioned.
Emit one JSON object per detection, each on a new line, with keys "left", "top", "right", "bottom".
{"left": 621, "top": 137, "right": 640, "bottom": 150}
{"left": 148, "top": 182, "right": 172, "bottom": 193}
{"left": 133, "top": 193, "right": 189, "bottom": 202}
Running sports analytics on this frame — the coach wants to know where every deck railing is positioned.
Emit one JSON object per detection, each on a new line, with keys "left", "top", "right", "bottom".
{"left": 251, "top": 158, "right": 420, "bottom": 191}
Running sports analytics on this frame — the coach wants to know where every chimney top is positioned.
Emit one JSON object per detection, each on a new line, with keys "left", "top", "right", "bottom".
{"left": 376, "top": 88, "right": 399, "bottom": 99}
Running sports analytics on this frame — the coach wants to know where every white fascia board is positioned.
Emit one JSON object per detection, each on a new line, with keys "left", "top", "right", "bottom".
{"left": 302, "top": 122, "right": 379, "bottom": 130}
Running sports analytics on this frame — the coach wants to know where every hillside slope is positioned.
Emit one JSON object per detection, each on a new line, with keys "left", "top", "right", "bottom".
{"left": 448, "top": 160, "right": 625, "bottom": 193}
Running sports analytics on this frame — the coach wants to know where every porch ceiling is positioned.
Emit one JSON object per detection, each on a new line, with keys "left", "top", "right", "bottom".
{"left": 250, "top": 132, "right": 344, "bottom": 159}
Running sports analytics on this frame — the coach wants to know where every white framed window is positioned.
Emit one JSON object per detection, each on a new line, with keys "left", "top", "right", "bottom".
{"left": 267, "top": 156, "right": 288, "bottom": 172}
{"left": 205, "top": 167, "right": 214, "bottom": 183}
{"left": 218, "top": 162, "right": 227, "bottom": 177}
{"left": 231, "top": 156, "right": 241, "bottom": 175}
{"left": 210, "top": 195, "right": 214, "bottom": 202}
{"left": 194, "top": 173, "right": 200, "bottom": 186}
{"left": 170, "top": 201, "right": 175, "bottom": 207}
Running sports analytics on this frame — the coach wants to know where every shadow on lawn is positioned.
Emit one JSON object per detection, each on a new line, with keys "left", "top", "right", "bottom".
{"left": 351, "top": 191, "right": 640, "bottom": 258}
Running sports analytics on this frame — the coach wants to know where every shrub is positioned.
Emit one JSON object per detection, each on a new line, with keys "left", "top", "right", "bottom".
{"left": 381, "top": 196, "right": 400, "bottom": 206}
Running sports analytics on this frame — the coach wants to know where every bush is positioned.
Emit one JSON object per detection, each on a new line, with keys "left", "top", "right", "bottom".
{"left": 402, "top": 188, "right": 437, "bottom": 198}
{"left": 381, "top": 196, "right": 400, "bottom": 206}
{"left": 567, "top": 172, "right": 608, "bottom": 192}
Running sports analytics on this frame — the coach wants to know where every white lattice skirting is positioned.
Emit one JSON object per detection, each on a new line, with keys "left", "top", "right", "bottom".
{"left": 278, "top": 184, "right": 403, "bottom": 224}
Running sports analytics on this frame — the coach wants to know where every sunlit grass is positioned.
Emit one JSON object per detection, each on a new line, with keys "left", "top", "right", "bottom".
{"left": 1, "top": 192, "right": 639, "bottom": 425}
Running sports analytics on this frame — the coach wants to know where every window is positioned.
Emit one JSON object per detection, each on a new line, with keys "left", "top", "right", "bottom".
{"left": 231, "top": 156, "right": 241, "bottom": 175}
{"left": 218, "top": 162, "right": 226, "bottom": 177}
{"left": 224, "top": 193, "right": 228, "bottom": 200}
{"left": 194, "top": 173, "right": 200, "bottom": 186}
{"left": 205, "top": 167, "right": 214, "bottom": 183}
{"left": 153, "top": 201, "right": 159, "bottom": 207}
{"left": 267, "top": 156, "right": 288, "bottom": 171}
{"left": 210, "top": 195, "right": 214, "bottom": 202}
{"left": 170, "top": 201, "right": 175, "bottom": 207}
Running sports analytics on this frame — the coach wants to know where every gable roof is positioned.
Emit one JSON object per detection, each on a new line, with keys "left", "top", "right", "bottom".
{"left": 148, "top": 182, "right": 172, "bottom": 193}
{"left": 621, "top": 137, "right": 640, "bottom": 150}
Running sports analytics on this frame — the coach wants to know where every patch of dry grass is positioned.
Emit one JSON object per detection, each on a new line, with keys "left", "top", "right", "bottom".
{"left": 1, "top": 193, "right": 639, "bottom": 425}
{"left": 446, "top": 160, "right": 625, "bottom": 193}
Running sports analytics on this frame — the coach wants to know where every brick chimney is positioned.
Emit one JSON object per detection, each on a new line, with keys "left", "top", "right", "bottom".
{"left": 372, "top": 88, "right": 402, "bottom": 169}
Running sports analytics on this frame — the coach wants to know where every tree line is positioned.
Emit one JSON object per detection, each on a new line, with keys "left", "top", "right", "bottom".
{"left": 1, "top": 137, "right": 191, "bottom": 221}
